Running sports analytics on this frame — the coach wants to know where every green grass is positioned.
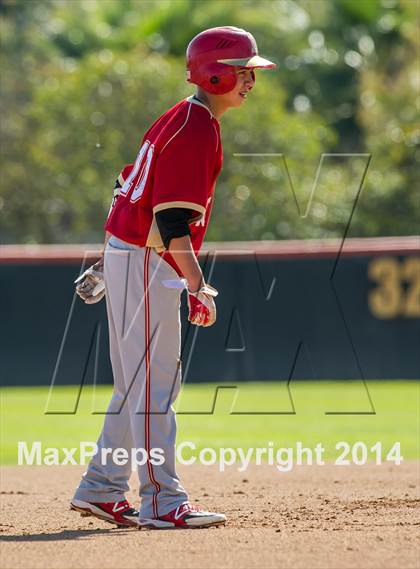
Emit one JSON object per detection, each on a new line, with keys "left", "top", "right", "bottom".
{"left": 1, "top": 381, "right": 419, "bottom": 464}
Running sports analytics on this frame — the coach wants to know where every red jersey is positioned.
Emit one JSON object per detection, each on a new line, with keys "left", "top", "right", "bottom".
{"left": 105, "top": 96, "right": 223, "bottom": 274}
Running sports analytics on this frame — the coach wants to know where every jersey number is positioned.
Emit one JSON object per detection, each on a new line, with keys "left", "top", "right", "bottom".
{"left": 120, "top": 140, "right": 155, "bottom": 203}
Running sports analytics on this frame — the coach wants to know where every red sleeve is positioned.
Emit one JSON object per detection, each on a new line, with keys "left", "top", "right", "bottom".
{"left": 117, "top": 163, "right": 134, "bottom": 188}
{"left": 106, "top": 163, "right": 134, "bottom": 221}
{"left": 152, "top": 121, "right": 217, "bottom": 223}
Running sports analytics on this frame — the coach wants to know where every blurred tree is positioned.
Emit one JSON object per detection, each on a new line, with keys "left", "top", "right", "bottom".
{"left": 0, "top": 0, "right": 59, "bottom": 242}
{"left": 349, "top": 0, "right": 420, "bottom": 236}
{"left": 0, "top": 0, "right": 418, "bottom": 243}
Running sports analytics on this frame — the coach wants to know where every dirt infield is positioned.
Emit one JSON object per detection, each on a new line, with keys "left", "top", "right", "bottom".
{"left": 1, "top": 463, "right": 419, "bottom": 569}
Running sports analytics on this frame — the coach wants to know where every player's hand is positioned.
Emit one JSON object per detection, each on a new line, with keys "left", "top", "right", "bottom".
{"left": 187, "top": 283, "right": 218, "bottom": 327}
{"left": 74, "top": 258, "right": 105, "bottom": 304}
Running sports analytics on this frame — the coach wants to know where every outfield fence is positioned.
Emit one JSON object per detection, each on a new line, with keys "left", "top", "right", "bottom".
{"left": 1, "top": 237, "right": 419, "bottom": 386}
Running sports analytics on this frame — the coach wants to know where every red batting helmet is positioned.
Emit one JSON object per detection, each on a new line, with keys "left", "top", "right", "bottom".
{"left": 186, "top": 26, "right": 276, "bottom": 95}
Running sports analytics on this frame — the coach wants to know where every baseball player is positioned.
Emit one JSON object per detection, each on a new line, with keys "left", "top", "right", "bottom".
{"left": 71, "top": 26, "right": 275, "bottom": 529}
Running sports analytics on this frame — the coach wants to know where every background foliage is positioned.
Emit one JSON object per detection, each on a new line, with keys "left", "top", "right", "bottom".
{"left": 0, "top": 0, "right": 419, "bottom": 244}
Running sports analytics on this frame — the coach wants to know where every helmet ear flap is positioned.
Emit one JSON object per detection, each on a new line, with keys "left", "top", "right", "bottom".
{"left": 196, "top": 62, "right": 237, "bottom": 95}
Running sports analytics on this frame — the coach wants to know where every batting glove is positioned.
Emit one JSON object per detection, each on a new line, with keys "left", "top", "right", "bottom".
{"left": 74, "top": 258, "right": 105, "bottom": 304}
{"left": 187, "top": 284, "right": 218, "bottom": 327}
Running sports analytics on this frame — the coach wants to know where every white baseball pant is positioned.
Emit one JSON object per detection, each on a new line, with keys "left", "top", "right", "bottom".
{"left": 73, "top": 236, "right": 188, "bottom": 517}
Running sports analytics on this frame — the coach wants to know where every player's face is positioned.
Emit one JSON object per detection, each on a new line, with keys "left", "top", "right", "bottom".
{"left": 228, "top": 67, "right": 256, "bottom": 108}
